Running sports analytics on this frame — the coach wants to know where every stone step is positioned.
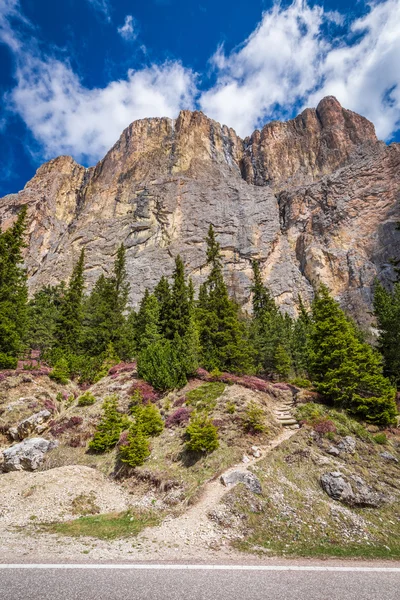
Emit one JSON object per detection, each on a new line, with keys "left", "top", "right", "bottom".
{"left": 278, "top": 419, "right": 298, "bottom": 426}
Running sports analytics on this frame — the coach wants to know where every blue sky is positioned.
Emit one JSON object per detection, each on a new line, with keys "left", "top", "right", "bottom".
{"left": 1, "top": 0, "right": 400, "bottom": 196}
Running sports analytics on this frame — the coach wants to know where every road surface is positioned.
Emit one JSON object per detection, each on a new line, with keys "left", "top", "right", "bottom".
{"left": 1, "top": 563, "right": 400, "bottom": 599}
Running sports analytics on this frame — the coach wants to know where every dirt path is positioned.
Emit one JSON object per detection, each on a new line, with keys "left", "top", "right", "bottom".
{"left": 138, "top": 427, "right": 298, "bottom": 553}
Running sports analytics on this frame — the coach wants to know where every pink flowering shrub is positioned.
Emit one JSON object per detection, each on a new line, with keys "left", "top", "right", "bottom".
{"left": 128, "top": 379, "right": 160, "bottom": 403}
{"left": 108, "top": 362, "right": 137, "bottom": 376}
{"left": 50, "top": 416, "right": 83, "bottom": 436}
{"left": 173, "top": 396, "right": 187, "bottom": 408}
{"left": 165, "top": 407, "right": 191, "bottom": 428}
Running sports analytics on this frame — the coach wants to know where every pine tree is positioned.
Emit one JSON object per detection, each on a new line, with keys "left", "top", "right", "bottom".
{"left": 185, "top": 412, "right": 219, "bottom": 453}
{"left": 26, "top": 284, "right": 65, "bottom": 354}
{"left": 290, "top": 295, "right": 312, "bottom": 377}
{"left": 0, "top": 205, "right": 28, "bottom": 367}
{"left": 81, "top": 245, "right": 131, "bottom": 359}
{"left": 274, "top": 344, "right": 292, "bottom": 380}
{"left": 134, "top": 291, "right": 161, "bottom": 352}
{"left": 250, "top": 260, "right": 293, "bottom": 376}
{"left": 169, "top": 256, "right": 191, "bottom": 339}
{"left": 373, "top": 280, "right": 400, "bottom": 386}
{"left": 88, "top": 396, "right": 130, "bottom": 453}
{"left": 197, "top": 225, "right": 253, "bottom": 373}
{"left": 154, "top": 276, "right": 172, "bottom": 338}
{"left": 118, "top": 422, "right": 150, "bottom": 467}
{"left": 310, "top": 285, "right": 397, "bottom": 426}
{"left": 55, "top": 249, "right": 85, "bottom": 353}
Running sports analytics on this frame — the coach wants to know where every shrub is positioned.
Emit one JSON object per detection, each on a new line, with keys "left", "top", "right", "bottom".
{"left": 185, "top": 382, "right": 225, "bottom": 412}
{"left": 118, "top": 424, "right": 150, "bottom": 467}
{"left": 225, "top": 401, "right": 236, "bottom": 414}
{"left": 173, "top": 396, "right": 187, "bottom": 408}
{"left": 88, "top": 396, "right": 130, "bottom": 453}
{"left": 0, "top": 353, "right": 18, "bottom": 369}
{"left": 242, "top": 401, "right": 266, "bottom": 434}
{"left": 290, "top": 377, "right": 312, "bottom": 389}
{"left": 313, "top": 418, "right": 337, "bottom": 435}
{"left": 77, "top": 392, "right": 96, "bottom": 407}
{"left": 137, "top": 340, "right": 187, "bottom": 391}
{"left": 185, "top": 412, "right": 219, "bottom": 453}
{"left": 50, "top": 416, "right": 83, "bottom": 437}
{"left": 128, "top": 380, "right": 159, "bottom": 403}
{"left": 49, "top": 358, "right": 70, "bottom": 384}
{"left": 132, "top": 403, "right": 164, "bottom": 437}
{"left": 373, "top": 433, "right": 388, "bottom": 445}
{"left": 165, "top": 407, "right": 191, "bottom": 428}
{"left": 295, "top": 402, "right": 326, "bottom": 425}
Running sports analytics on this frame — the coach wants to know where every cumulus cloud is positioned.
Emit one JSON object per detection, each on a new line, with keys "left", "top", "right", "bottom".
{"left": 2, "top": 0, "right": 400, "bottom": 169}
{"left": 10, "top": 58, "right": 197, "bottom": 163}
{"left": 117, "top": 15, "right": 137, "bottom": 41}
{"left": 199, "top": 0, "right": 400, "bottom": 140}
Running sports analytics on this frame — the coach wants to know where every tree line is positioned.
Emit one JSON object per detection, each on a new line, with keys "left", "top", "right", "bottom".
{"left": 0, "top": 206, "right": 398, "bottom": 426}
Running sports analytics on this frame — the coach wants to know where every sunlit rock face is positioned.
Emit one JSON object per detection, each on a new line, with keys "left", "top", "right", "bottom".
{"left": 1, "top": 96, "right": 399, "bottom": 321}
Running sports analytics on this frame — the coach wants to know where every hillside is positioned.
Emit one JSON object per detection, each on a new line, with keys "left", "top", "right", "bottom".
{"left": 1, "top": 97, "right": 399, "bottom": 319}
{"left": 0, "top": 365, "right": 399, "bottom": 562}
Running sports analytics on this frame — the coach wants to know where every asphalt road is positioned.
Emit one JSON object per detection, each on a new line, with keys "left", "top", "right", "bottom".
{"left": 1, "top": 564, "right": 400, "bottom": 600}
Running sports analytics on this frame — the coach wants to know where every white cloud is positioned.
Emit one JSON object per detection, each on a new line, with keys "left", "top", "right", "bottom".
{"left": 118, "top": 15, "right": 137, "bottom": 41}
{"left": 86, "top": 0, "right": 111, "bottom": 22}
{"left": 2, "top": 0, "right": 400, "bottom": 169}
{"left": 200, "top": 0, "right": 400, "bottom": 140}
{"left": 10, "top": 56, "right": 197, "bottom": 163}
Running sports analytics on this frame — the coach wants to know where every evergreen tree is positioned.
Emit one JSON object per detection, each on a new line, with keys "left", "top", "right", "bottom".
{"left": 81, "top": 245, "right": 131, "bottom": 359}
{"left": 88, "top": 396, "right": 130, "bottom": 452}
{"left": 169, "top": 256, "right": 191, "bottom": 339}
{"left": 118, "top": 422, "right": 150, "bottom": 467}
{"left": 290, "top": 295, "right": 312, "bottom": 377}
{"left": 274, "top": 344, "right": 292, "bottom": 380}
{"left": 185, "top": 412, "right": 219, "bottom": 453}
{"left": 26, "top": 284, "right": 65, "bottom": 353}
{"left": 154, "top": 275, "right": 172, "bottom": 338}
{"left": 373, "top": 280, "right": 400, "bottom": 386}
{"left": 134, "top": 291, "right": 161, "bottom": 352}
{"left": 250, "top": 260, "right": 293, "bottom": 376}
{"left": 310, "top": 285, "right": 397, "bottom": 426}
{"left": 0, "top": 205, "right": 28, "bottom": 367}
{"left": 55, "top": 249, "right": 85, "bottom": 353}
{"left": 197, "top": 225, "right": 253, "bottom": 373}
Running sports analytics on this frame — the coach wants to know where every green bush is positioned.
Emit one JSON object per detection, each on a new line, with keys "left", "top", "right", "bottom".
{"left": 185, "top": 412, "right": 219, "bottom": 453}
{"left": 137, "top": 340, "right": 187, "bottom": 391}
{"left": 186, "top": 382, "right": 225, "bottom": 413}
{"left": 295, "top": 403, "right": 327, "bottom": 424}
{"left": 290, "top": 377, "right": 312, "bottom": 389}
{"left": 0, "top": 353, "right": 18, "bottom": 369}
{"left": 77, "top": 392, "right": 96, "bottom": 407}
{"left": 131, "top": 403, "right": 164, "bottom": 437}
{"left": 88, "top": 396, "right": 130, "bottom": 453}
{"left": 226, "top": 401, "right": 236, "bottom": 414}
{"left": 49, "top": 358, "right": 70, "bottom": 384}
{"left": 118, "top": 424, "right": 151, "bottom": 467}
{"left": 242, "top": 401, "right": 267, "bottom": 434}
{"left": 373, "top": 433, "right": 388, "bottom": 445}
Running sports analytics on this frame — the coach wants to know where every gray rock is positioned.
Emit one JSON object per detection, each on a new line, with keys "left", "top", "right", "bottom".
{"left": 320, "top": 471, "right": 387, "bottom": 508}
{"left": 251, "top": 446, "right": 261, "bottom": 458}
{"left": 327, "top": 446, "right": 340, "bottom": 456}
{"left": 13, "top": 410, "right": 52, "bottom": 441}
{"left": 337, "top": 436, "right": 356, "bottom": 454}
{"left": 380, "top": 451, "right": 398, "bottom": 463}
{"left": 1, "top": 437, "right": 58, "bottom": 472}
{"left": 320, "top": 471, "right": 354, "bottom": 502}
{"left": 221, "top": 470, "right": 262, "bottom": 494}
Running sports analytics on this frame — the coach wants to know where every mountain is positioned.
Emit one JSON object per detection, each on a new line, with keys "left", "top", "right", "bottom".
{"left": 1, "top": 96, "right": 399, "bottom": 319}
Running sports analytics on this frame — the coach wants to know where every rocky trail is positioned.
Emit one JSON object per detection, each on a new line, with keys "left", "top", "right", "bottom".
{"left": 138, "top": 425, "right": 299, "bottom": 553}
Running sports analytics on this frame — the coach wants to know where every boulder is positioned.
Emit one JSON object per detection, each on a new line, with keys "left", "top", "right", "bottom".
{"left": 1, "top": 437, "right": 58, "bottom": 472}
{"left": 380, "top": 451, "right": 398, "bottom": 463}
{"left": 221, "top": 470, "right": 262, "bottom": 494}
{"left": 327, "top": 446, "right": 340, "bottom": 457}
{"left": 9, "top": 410, "right": 52, "bottom": 441}
{"left": 251, "top": 446, "right": 261, "bottom": 458}
{"left": 337, "top": 436, "right": 356, "bottom": 454}
{"left": 320, "top": 471, "right": 387, "bottom": 508}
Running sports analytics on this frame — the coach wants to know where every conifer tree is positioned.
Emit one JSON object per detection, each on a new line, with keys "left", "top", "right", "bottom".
{"left": 88, "top": 396, "right": 130, "bottom": 452}
{"left": 134, "top": 291, "right": 161, "bottom": 352}
{"left": 55, "top": 249, "right": 85, "bottom": 353}
{"left": 197, "top": 225, "right": 253, "bottom": 373}
{"left": 373, "top": 280, "right": 400, "bottom": 386}
{"left": 26, "top": 284, "right": 65, "bottom": 353}
{"left": 81, "top": 245, "right": 131, "bottom": 358}
{"left": 154, "top": 275, "right": 172, "bottom": 338}
{"left": 250, "top": 260, "right": 292, "bottom": 376}
{"left": 310, "top": 285, "right": 397, "bottom": 426}
{"left": 0, "top": 205, "right": 28, "bottom": 367}
{"left": 290, "top": 295, "right": 312, "bottom": 377}
{"left": 118, "top": 422, "right": 150, "bottom": 467}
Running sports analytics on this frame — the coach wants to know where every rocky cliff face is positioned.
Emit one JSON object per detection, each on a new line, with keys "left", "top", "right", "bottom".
{"left": 0, "top": 96, "right": 399, "bottom": 319}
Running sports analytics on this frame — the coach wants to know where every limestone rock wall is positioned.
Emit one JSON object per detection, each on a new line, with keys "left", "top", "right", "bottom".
{"left": 0, "top": 96, "right": 399, "bottom": 318}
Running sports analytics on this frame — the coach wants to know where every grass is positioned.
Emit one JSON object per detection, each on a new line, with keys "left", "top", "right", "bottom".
{"left": 38, "top": 510, "right": 160, "bottom": 540}
{"left": 185, "top": 382, "right": 226, "bottom": 412}
{"left": 223, "top": 424, "right": 400, "bottom": 560}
